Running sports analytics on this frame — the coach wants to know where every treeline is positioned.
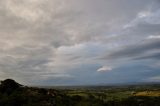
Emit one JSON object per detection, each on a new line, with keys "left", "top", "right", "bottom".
{"left": 0, "top": 79, "right": 160, "bottom": 106}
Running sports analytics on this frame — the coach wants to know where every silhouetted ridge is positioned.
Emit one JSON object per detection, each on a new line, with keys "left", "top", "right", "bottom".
{"left": 0, "top": 79, "right": 21, "bottom": 94}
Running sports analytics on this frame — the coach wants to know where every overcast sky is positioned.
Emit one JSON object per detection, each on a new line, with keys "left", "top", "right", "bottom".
{"left": 0, "top": 0, "right": 160, "bottom": 85}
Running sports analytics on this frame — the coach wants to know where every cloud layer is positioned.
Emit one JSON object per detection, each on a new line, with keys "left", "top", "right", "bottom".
{"left": 0, "top": 0, "right": 160, "bottom": 85}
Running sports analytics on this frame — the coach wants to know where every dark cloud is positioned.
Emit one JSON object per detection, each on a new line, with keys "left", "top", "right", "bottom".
{"left": 131, "top": 23, "right": 160, "bottom": 36}
{"left": 134, "top": 52, "right": 160, "bottom": 60}
{"left": 105, "top": 40, "right": 160, "bottom": 60}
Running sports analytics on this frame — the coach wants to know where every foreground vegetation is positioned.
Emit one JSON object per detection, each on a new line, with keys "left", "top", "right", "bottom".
{"left": 0, "top": 79, "right": 160, "bottom": 106}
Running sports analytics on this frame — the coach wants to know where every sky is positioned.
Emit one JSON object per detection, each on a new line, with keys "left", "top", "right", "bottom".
{"left": 0, "top": 0, "right": 160, "bottom": 85}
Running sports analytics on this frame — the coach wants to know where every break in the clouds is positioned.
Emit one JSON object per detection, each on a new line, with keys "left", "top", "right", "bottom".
{"left": 0, "top": 0, "right": 160, "bottom": 85}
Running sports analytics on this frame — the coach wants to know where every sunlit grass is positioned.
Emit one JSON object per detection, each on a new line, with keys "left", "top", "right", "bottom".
{"left": 134, "top": 91, "right": 160, "bottom": 97}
